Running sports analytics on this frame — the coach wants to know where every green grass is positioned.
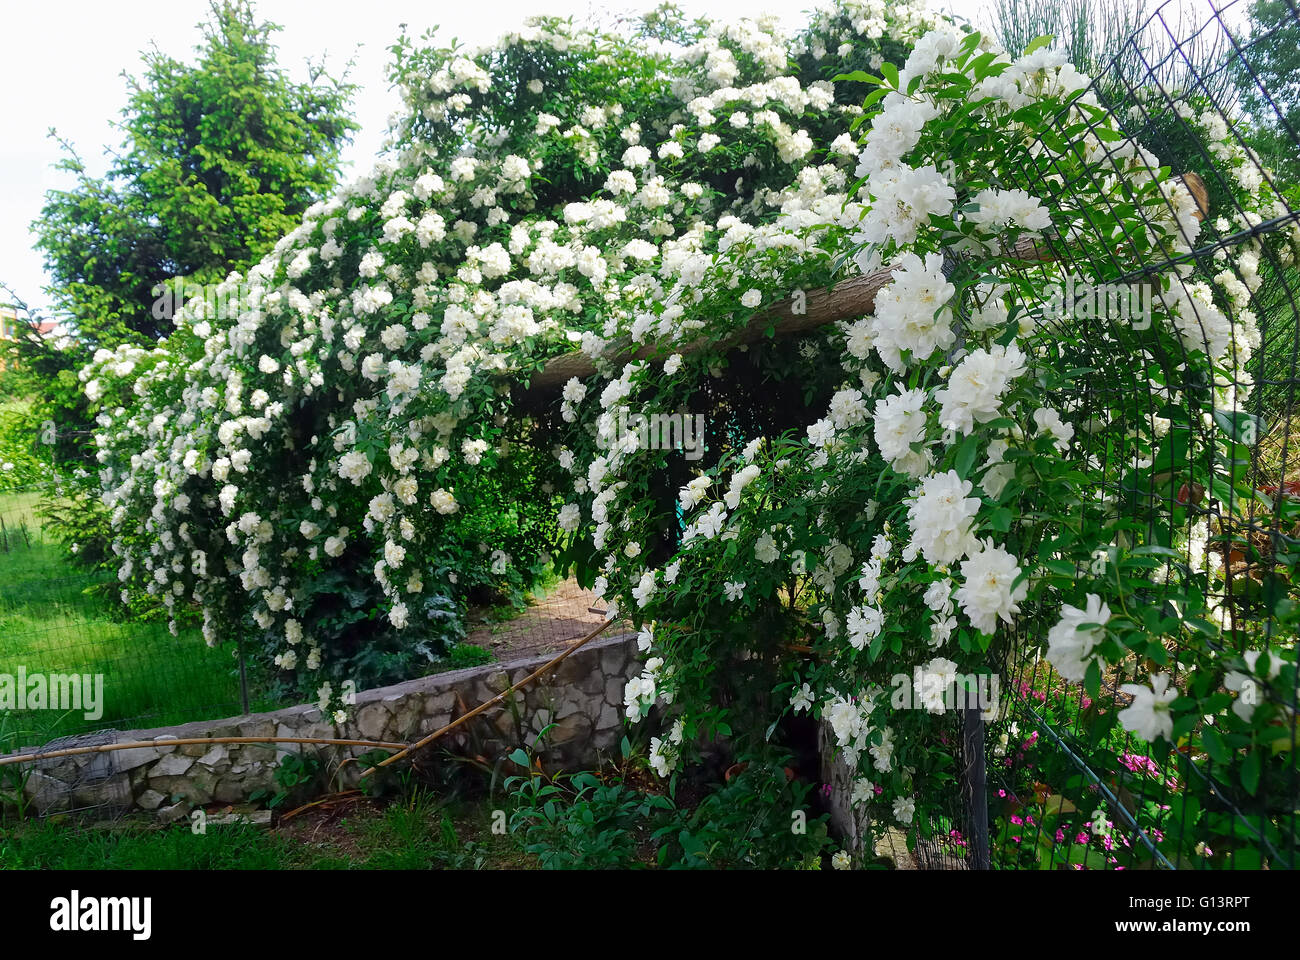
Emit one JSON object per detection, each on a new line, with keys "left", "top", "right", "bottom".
{"left": 0, "top": 794, "right": 529, "bottom": 870}
{"left": 0, "top": 490, "right": 247, "bottom": 752}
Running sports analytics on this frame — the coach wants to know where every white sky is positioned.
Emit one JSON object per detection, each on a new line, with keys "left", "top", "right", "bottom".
{"left": 0, "top": 0, "right": 987, "bottom": 313}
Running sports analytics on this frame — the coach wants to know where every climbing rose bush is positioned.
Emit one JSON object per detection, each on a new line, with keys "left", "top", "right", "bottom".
{"left": 83, "top": 0, "right": 938, "bottom": 694}
{"left": 597, "top": 26, "right": 1299, "bottom": 866}
{"left": 86, "top": 2, "right": 1300, "bottom": 865}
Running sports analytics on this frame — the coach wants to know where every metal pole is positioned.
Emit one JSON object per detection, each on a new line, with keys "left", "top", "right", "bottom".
{"left": 963, "top": 705, "right": 990, "bottom": 870}
{"left": 236, "top": 632, "right": 250, "bottom": 715}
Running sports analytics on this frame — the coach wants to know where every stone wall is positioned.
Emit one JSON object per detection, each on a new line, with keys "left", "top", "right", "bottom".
{"left": 8, "top": 631, "right": 639, "bottom": 819}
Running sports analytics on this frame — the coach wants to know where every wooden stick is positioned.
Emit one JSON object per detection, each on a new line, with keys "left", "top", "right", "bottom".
{"left": 517, "top": 172, "right": 1208, "bottom": 405}
{"left": 279, "top": 789, "right": 363, "bottom": 822}
{"left": 0, "top": 736, "right": 407, "bottom": 769}
{"left": 360, "top": 618, "right": 616, "bottom": 778}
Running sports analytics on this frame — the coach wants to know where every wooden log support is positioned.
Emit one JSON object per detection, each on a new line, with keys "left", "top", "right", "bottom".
{"left": 516, "top": 172, "right": 1208, "bottom": 407}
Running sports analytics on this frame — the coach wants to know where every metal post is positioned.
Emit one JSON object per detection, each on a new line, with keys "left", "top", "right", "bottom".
{"left": 236, "top": 632, "right": 251, "bottom": 715}
{"left": 962, "top": 706, "right": 990, "bottom": 870}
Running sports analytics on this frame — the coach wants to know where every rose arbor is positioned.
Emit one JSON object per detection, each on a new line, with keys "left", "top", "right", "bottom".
{"left": 85, "top": 1, "right": 1300, "bottom": 868}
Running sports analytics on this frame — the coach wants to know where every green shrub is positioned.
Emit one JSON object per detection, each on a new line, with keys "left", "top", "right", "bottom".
{"left": 654, "top": 760, "right": 831, "bottom": 869}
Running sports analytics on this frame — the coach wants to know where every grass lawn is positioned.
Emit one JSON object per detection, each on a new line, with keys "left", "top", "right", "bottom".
{"left": 0, "top": 490, "right": 249, "bottom": 752}
{"left": 0, "top": 793, "right": 532, "bottom": 869}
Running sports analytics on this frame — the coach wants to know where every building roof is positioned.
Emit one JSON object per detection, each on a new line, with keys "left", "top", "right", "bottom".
{"left": 0, "top": 308, "right": 59, "bottom": 340}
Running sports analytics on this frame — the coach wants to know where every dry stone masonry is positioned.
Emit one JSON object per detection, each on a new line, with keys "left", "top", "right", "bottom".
{"left": 8, "top": 631, "right": 639, "bottom": 819}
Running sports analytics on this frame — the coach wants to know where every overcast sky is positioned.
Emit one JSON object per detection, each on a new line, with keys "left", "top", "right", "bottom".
{"left": 0, "top": 0, "right": 989, "bottom": 313}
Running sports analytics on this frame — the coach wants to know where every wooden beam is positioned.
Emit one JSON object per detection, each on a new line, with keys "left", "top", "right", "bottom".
{"left": 516, "top": 172, "right": 1207, "bottom": 406}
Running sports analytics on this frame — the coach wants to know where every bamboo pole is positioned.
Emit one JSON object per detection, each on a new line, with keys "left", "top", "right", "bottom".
{"left": 517, "top": 172, "right": 1208, "bottom": 405}
{"left": 0, "top": 736, "right": 407, "bottom": 769}
{"left": 359, "top": 617, "right": 616, "bottom": 778}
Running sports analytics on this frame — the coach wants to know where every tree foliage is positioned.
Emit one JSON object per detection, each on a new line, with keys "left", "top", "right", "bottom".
{"left": 20, "top": 0, "right": 356, "bottom": 475}
{"left": 1237, "top": 0, "right": 1300, "bottom": 186}
{"left": 32, "top": 0, "right": 357, "bottom": 351}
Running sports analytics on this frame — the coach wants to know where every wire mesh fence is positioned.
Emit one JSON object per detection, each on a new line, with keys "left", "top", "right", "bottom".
{"left": 0, "top": 482, "right": 253, "bottom": 756}
{"left": 962, "top": 0, "right": 1300, "bottom": 870}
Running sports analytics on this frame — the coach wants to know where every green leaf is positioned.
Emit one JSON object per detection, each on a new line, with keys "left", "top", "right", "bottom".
{"left": 954, "top": 433, "right": 979, "bottom": 479}
{"left": 1084, "top": 658, "right": 1102, "bottom": 700}
{"left": 1044, "top": 559, "right": 1078, "bottom": 578}
{"left": 1129, "top": 545, "right": 1180, "bottom": 557}
{"left": 1201, "top": 726, "right": 1229, "bottom": 765}
{"left": 1024, "top": 35, "right": 1055, "bottom": 56}
{"left": 1234, "top": 845, "right": 1262, "bottom": 869}
{"left": 968, "top": 51, "right": 1000, "bottom": 80}
{"left": 860, "top": 87, "right": 890, "bottom": 110}
{"left": 1240, "top": 750, "right": 1261, "bottom": 796}
{"left": 1212, "top": 408, "right": 1264, "bottom": 446}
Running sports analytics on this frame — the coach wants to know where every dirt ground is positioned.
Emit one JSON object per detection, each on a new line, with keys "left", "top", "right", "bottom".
{"left": 465, "top": 578, "right": 630, "bottom": 662}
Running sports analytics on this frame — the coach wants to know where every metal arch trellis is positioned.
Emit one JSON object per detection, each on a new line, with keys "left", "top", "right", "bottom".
{"left": 980, "top": 0, "right": 1300, "bottom": 871}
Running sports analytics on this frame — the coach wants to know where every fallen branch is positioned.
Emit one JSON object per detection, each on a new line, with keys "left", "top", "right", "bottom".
{"left": 279, "top": 789, "right": 364, "bottom": 822}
